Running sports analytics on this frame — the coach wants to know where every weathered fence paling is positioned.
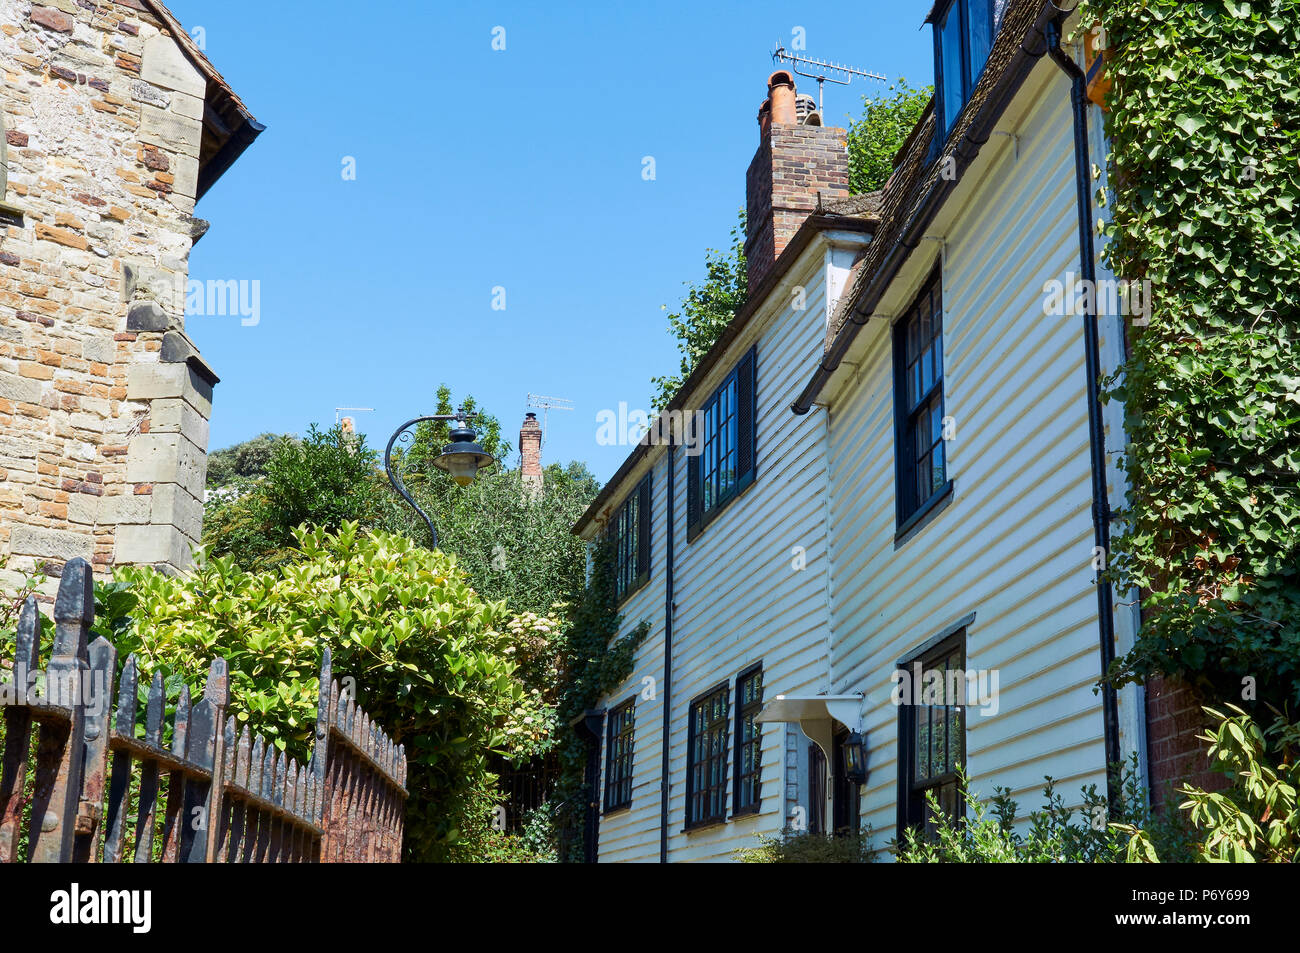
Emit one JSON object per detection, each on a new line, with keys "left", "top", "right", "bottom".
{"left": 0, "top": 558, "right": 407, "bottom": 863}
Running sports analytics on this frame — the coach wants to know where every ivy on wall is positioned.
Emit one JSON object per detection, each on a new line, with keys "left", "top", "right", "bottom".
{"left": 554, "top": 534, "right": 648, "bottom": 862}
{"left": 1081, "top": 0, "right": 1300, "bottom": 705}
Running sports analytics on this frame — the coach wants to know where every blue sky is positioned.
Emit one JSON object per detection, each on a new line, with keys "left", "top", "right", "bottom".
{"left": 171, "top": 0, "right": 936, "bottom": 483}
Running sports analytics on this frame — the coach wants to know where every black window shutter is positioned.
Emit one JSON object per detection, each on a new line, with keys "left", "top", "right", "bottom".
{"left": 637, "top": 475, "right": 651, "bottom": 583}
{"left": 687, "top": 446, "right": 701, "bottom": 534}
{"left": 737, "top": 347, "right": 757, "bottom": 485}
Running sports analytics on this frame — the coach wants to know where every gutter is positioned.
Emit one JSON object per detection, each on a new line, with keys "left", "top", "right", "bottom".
{"left": 660, "top": 444, "right": 675, "bottom": 863}
{"left": 1044, "top": 7, "right": 1123, "bottom": 813}
{"left": 791, "top": 0, "right": 1061, "bottom": 415}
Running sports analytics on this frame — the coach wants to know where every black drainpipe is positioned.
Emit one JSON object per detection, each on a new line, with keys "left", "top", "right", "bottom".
{"left": 1045, "top": 9, "right": 1122, "bottom": 812}
{"left": 660, "top": 444, "right": 675, "bottom": 863}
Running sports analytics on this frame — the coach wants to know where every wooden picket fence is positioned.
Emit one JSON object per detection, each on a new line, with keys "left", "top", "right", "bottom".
{"left": 0, "top": 558, "right": 407, "bottom": 863}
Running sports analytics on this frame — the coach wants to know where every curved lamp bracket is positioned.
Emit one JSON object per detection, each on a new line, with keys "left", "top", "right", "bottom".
{"left": 384, "top": 411, "right": 498, "bottom": 548}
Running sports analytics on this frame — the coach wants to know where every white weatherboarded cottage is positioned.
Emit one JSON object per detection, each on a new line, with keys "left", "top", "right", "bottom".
{"left": 573, "top": 0, "right": 1144, "bottom": 862}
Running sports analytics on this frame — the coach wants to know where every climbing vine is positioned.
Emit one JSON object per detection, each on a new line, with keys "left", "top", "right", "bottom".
{"left": 1081, "top": 0, "right": 1300, "bottom": 705}
{"left": 554, "top": 533, "right": 648, "bottom": 862}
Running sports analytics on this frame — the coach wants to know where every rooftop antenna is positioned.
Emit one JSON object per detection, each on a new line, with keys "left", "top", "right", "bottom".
{"left": 526, "top": 393, "right": 573, "bottom": 449}
{"left": 335, "top": 406, "right": 374, "bottom": 425}
{"left": 771, "top": 43, "right": 886, "bottom": 116}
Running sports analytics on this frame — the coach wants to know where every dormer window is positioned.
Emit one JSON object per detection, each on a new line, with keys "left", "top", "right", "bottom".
{"left": 930, "top": 0, "right": 996, "bottom": 139}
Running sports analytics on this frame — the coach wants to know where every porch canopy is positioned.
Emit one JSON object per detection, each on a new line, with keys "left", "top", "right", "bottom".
{"left": 756, "top": 694, "right": 864, "bottom": 762}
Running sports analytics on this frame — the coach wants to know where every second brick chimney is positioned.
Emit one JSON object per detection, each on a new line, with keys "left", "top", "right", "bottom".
{"left": 745, "top": 70, "right": 850, "bottom": 292}
{"left": 519, "top": 412, "right": 542, "bottom": 496}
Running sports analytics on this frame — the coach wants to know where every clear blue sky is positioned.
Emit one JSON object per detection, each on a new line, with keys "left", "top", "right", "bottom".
{"left": 172, "top": 0, "right": 936, "bottom": 483}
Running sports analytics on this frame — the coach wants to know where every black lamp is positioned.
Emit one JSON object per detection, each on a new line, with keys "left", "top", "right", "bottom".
{"left": 843, "top": 731, "right": 867, "bottom": 785}
{"left": 431, "top": 421, "right": 494, "bottom": 487}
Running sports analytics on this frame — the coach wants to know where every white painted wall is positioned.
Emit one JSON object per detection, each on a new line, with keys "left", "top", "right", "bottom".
{"left": 593, "top": 232, "right": 867, "bottom": 862}
{"left": 824, "top": 59, "right": 1120, "bottom": 850}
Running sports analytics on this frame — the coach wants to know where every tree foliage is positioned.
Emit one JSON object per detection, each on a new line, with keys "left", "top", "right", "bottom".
{"left": 1082, "top": 0, "right": 1300, "bottom": 707}
{"left": 206, "top": 432, "right": 287, "bottom": 490}
{"left": 650, "top": 209, "right": 749, "bottom": 413}
{"left": 401, "top": 384, "right": 511, "bottom": 474}
{"left": 845, "top": 77, "right": 933, "bottom": 194}
{"left": 379, "top": 461, "right": 599, "bottom": 616}
{"left": 204, "top": 424, "right": 387, "bottom": 571}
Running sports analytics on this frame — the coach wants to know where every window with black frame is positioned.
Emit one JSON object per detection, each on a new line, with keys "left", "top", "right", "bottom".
{"left": 604, "top": 697, "right": 635, "bottom": 812}
{"left": 612, "top": 474, "right": 651, "bottom": 602}
{"left": 687, "top": 347, "right": 756, "bottom": 540}
{"left": 686, "top": 683, "right": 729, "bottom": 828}
{"left": 893, "top": 269, "right": 949, "bottom": 529}
{"left": 932, "top": 0, "right": 996, "bottom": 138}
{"left": 733, "top": 665, "right": 764, "bottom": 815}
{"left": 897, "top": 630, "right": 966, "bottom": 838}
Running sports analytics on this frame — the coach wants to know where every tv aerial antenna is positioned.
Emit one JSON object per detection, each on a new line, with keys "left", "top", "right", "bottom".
{"left": 771, "top": 44, "right": 886, "bottom": 115}
{"left": 335, "top": 406, "right": 374, "bottom": 425}
{"left": 526, "top": 393, "right": 574, "bottom": 448}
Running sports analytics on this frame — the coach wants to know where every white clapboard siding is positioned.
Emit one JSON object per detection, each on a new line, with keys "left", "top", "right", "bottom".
{"left": 594, "top": 235, "right": 867, "bottom": 862}
{"left": 826, "top": 60, "right": 1112, "bottom": 850}
{"left": 593, "top": 453, "right": 669, "bottom": 863}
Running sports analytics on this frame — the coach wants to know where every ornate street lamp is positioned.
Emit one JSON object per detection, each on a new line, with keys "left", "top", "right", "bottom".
{"left": 384, "top": 409, "right": 494, "bottom": 548}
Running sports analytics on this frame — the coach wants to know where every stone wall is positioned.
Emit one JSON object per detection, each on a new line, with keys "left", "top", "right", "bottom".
{"left": 0, "top": 0, "right": 219, "bottom": 589}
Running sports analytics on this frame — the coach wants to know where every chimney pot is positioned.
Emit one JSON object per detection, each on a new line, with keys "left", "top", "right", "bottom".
{"left": 519, "top": 413, "right": 543, "bottom": 496}
{"left": 768, "top": 70, "right": 797, "bottom": 125}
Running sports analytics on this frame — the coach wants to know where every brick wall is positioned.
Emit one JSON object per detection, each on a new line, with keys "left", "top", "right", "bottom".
{"left": 745, "top": 123, "right": 850, "bottom": 292}
{"left": 1145, "top": 675, "right": 1229, "bottom": 812}
{"left": 0, "top": 0, "right": 220, "bottom": 588}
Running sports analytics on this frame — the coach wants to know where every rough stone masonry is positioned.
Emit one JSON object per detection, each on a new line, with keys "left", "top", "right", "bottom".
{"left": 0, "top": 0, "right": 260, "bottom": 590}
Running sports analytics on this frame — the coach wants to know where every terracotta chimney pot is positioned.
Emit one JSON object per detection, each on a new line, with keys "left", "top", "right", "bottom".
{"left": 768, "top": 70, "right": 797, "bottom": 125}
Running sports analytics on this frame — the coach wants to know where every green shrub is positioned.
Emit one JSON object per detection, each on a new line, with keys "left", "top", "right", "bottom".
{"left": 1123, "top": 705, "right": 1300, "bottom": 862}
{"left": 736, "top": 829, "right": 877, "bottom": 863}
{"left": 106, "top": 522, "right": 551, "bottom": 862}
{"left": 894, "top": 758, "right": 1195, "bottom": 863}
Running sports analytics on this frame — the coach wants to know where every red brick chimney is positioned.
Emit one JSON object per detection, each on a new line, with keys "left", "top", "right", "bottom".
{"left": 745, "top": 70, "right": 850, "bottom": 292}
{"left": 519, "top": 412, "right": 542, "bottom": 495}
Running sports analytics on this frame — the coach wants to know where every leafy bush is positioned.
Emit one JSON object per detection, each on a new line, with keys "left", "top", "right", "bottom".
{"left": 894, "top": 758, "right": 1195, "bottom": 863}
{"left": 736, "top": 829, "right": 877, "bottom": 863}
{"left": 106, "top": 522, "right": 551, "bottom": 862}
{"left": 481, "top": 803, "right": 558, "bottom": 863}
{"left": 1123, "top": 705, "right": 1300, "bottom": 862}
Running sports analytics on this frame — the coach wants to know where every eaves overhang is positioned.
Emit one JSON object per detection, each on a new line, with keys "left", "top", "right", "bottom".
{"left": 141, "top": 0, "right": 265, "bottom": 201}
